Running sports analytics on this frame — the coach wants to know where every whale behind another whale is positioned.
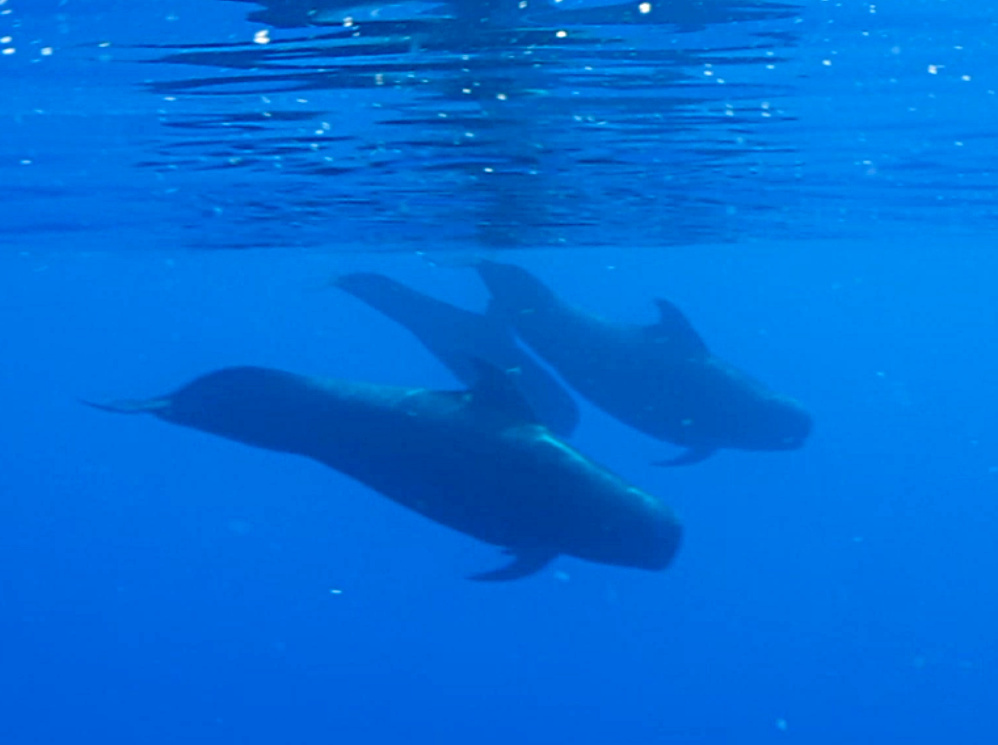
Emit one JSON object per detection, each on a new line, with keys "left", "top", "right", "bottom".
{"left": 476, "top": 260, "right": 812, "bottom": 466}
{"left": 334, "top": 272, "right": 579, "bottom": 438}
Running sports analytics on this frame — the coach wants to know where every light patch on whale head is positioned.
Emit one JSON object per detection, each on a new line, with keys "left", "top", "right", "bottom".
{"left": 627, "top": 487, "right": 657, "bottom": 509}
{"left": 535, "top": 431, "right": 590, "bottom": 467}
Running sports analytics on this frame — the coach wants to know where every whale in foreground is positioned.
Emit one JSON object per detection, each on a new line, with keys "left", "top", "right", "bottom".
{"left": 334, "top": 272, "right": 579, "bottom": 437}
{"left": 477, "top": 261, "right": 813, "bottom": 466}
{"left": 86, "top": 364, "right": 681, "bottom": 580}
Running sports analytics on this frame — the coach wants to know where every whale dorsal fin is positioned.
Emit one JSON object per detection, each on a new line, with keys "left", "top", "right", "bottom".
{"left": 647, "top": 298, "right": 709, "bottom": 355}
{"left": 467, "top": 547, "right": 558, "bottom": 581}
{"left": 467, "top": 358, "right": 540, "bottom": 424}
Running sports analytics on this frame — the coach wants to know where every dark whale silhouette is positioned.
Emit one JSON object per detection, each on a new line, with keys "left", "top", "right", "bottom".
{"left": 334, "top": 272, "right": 579, "bottom": 437}
{"left": 477, "top": 261, "right": 813, "bottom": 466}
{"left": 86, "top": 365, "right": 681, "bottom": 580}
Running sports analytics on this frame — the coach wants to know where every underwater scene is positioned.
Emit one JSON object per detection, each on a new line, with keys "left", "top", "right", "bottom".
{"left": 2, "top": 0, "right": 997, "bottom": 742}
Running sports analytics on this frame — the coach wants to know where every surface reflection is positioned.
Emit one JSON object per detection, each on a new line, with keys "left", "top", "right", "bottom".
{"left": 141, "top": 0, "right": 805, "bottom": 249}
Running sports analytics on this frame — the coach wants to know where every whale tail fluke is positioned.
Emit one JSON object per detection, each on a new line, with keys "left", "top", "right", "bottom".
{"left": 467, "top": 547, "right": 557, "bottom": 582}
{"left": 80, "top": 397, "right": 170, "bottom": 415}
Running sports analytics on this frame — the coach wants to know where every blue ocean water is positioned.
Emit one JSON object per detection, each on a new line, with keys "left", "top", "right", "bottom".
{"left": 2, "top": 1, "right": 997, "bottom": 743}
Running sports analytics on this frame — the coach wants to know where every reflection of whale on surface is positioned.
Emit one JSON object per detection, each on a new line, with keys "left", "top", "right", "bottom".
{"left": 477, "top": 261, "right": 812, "bottom": 466}
{"left": 86, "top": 365, "right": 681, "bottom": 580}
{"left": 335, "top": 272, "right": 579, "bottom": 437}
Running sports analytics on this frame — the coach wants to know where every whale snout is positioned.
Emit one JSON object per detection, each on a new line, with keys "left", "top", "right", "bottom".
{"left": 646, "top": 515, "right": 684, "bottom": 571}
{"left": 762, "top": 398, "right": 813, "bottom": 451}
{"left": 720, "top": 393, "right": 813, "bottom": 453}
{"left": 619, "top": 503, "right": 683, "bottom": 572}
{"left": 784, "top": 403, "right": 813, "bottom": 445}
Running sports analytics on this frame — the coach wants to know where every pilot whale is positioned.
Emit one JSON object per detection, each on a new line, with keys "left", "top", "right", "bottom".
{"left": 477, "top": 261, "right": 812, "bottom": 466}
{"left": 86, "top": 364, "right": 681, "bottom": 580}
{"left": 334, "top": 272, "right": 579, "bottom": 437}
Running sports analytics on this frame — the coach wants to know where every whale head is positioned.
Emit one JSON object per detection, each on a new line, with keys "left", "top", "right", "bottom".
{"left": 744, "top": 393, "right": 813, "bottom": 451}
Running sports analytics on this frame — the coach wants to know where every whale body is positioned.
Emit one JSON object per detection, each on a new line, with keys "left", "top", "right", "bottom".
{"left": 477, "top": 260, "right": 812, "bottom": 466}
{"left": 87, "top": 365, "right": 681, "bottom": 580}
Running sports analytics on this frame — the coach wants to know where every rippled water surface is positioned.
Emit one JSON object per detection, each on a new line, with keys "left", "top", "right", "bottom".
{"left": 3, "top": 0, "right": 995, "bottom": 251}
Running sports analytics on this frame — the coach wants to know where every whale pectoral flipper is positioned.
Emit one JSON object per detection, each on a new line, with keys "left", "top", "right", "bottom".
{"left": 467, "top": 547, "right": 557, "bottom": 582}
{"left": 80, "top": 398, "right": 170, "bottom": 415}
{"left": 654, "top": 447, "right": 716, "bottom": 467}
